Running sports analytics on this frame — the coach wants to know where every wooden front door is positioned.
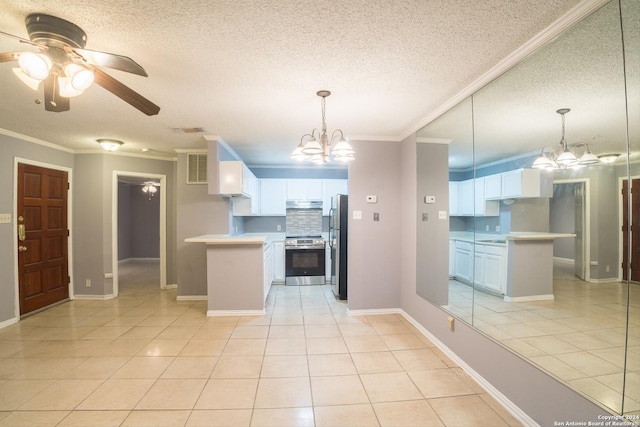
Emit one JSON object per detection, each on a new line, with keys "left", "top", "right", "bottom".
{"left": 17, "top": 163, "right": 69, "bottom": 315}
{"left": 622, "top": 178, "right": 640, "bottom": 282}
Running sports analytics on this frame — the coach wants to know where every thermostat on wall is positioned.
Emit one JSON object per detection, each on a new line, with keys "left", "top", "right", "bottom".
{"left": 366, "top": 195, "right": 378, "bottom": 203}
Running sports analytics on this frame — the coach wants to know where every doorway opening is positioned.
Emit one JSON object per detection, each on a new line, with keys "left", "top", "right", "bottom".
{"left": 112, "top": 171, "right": 167, "bottom": 296}
{"left": 551, "top": 179, "right": 590, "bottom": 282}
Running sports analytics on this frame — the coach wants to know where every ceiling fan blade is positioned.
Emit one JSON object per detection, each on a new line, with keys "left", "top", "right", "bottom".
{"left": 93, "top": 68, "right": 160, "bottom": 116}
{"left": 0, "top": 51, "right": 19, "bottom": 63}
{"left": 43, "top": 74, "right": 70, "bottom": 112}
{"left": 0, "top": 29, "right": 40, "bottom": 47}
{"left": 71, "top": 48, "right": 148, "bottom": 77}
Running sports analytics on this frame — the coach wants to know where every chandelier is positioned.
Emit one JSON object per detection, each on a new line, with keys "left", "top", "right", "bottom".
{"left": 291, "top": 90, "right": 355, "bottom": 164}
{"left": 532, "top": 108, "right": 599, "bottom": 170}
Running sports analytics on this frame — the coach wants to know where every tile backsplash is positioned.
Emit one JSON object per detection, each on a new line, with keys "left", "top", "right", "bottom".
{"left": 285, "top": 208, "right": 323, "bottom": 237}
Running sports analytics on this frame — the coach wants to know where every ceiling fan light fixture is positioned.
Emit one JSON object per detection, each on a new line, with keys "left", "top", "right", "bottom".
{"left": 18, "top": 51, "right": 52, "bottom": 80}
{"left": 556, "top": 149, "right": 578, "bottom": 166}
{"left": 58, "top": 77, "right": 85, "bottom": 97}
{"left": 97, "top": 138, "right": 123, "bottom": 151}
{"left": 301, "top": 136, "right": 323, "bottom": 155}
{"left": 290, "top": 142, "right": 306, "bottom": 161}
{"left": 12, "top": 68, "right": 42, "bottom": 90}
{"left": 64, "top": 63, "right": 94, "bottom": 90}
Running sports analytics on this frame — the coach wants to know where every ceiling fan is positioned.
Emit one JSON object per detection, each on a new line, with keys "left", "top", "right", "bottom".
{"left": 0, "top": 13, "right": 160, "bottom": 115}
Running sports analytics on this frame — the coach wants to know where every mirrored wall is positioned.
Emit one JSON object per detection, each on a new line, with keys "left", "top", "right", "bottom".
{"left": 417, "top": 0, "right": 638, "bottom": 416}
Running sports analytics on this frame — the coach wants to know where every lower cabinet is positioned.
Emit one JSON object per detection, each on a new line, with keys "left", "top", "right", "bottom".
{"left": 454, "top": 241, "right": 473, "bottom": 284}
{"left": 453, "top": 240, "right": 506, "bottom": 295}
{"left": 263, "top": 243, "right": 274, "bottom": 301}
{"left": 273, "top": 241, "right": 285, "bottom": 283}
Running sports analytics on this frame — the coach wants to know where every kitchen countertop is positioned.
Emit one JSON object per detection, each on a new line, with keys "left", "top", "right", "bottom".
{"left": 449, "top": 231, "right": 575, "bottom": 246}
{"left": 185, "top": 233, "right": 286, "bottom": 245}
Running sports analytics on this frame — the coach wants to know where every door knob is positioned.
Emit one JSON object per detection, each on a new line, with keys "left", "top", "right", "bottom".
{"left": 18, "top": 246, "right": 27, "bottom": 252}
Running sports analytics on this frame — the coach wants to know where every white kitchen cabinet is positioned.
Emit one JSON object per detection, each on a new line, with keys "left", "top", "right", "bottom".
{"left": 218, "top": 161, "right": 257, "bottom": 197}
{"left": 322, "top": 179, "right": 348, "bottom": 215}
{"left": 471, "top": 243, "right": 506, "bottom": 294}
{"left": 449, "top": 182, "right": 459, "bottom": 216}
{"left": 287, "top": 179, "right": 322, "bottom": 201}
{"left": 483, "top": 245, "right": 506, "bottom": 293}
{"left": 263, "top": 242, "right": 274, "bottom": 301}
{"left": 501, "top": 168, "right": 552, "bottom": 199}
{"left": 449, "top": 240, "right": 456, "bottom": 277}
{"left": 457, "top": 180, "right": 474, "bottom": 216}
{"left": 273, "top": 240, "right": 285, "bottom": 283}
{"left": 474, "top": 177, "right": 499, "bottom": 216}
{"left": 260, "top": 179, "right": 287, "bottom": 216}
{"left": 454, "top": 240, "right": 473, "bottom": 283}
{"left": 484, "top": 174, "right": 502, "bottom": 200}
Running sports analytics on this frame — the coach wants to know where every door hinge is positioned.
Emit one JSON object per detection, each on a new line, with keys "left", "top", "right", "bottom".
{"left": 67, "top": 276, "right": 71, "bottom": 284}
{"left": 67, "top": 230, "right": 70, "bottom": 236}
{"left": 67, "top": 182, "right": 70, "bottom": 190}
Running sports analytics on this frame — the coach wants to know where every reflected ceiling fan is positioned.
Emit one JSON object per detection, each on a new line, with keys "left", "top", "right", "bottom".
{"left": 0, "top": 13, "right": 160, "bottom": 115}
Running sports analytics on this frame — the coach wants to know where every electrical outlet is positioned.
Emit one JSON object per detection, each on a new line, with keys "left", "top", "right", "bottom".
{"left": 85, "top": 279, "right": 91, "bottom": 288}
{"left": 276, "top": 224, "right": 282, "bottom": 231}
{"left": 0, "top": 213, "right": 11, "bottom": 223}
{"left": 495, "top": 225, "right": 501, "bottom": 232}
{"left": 485, "top": 225, "right": 490, "bottom": 231}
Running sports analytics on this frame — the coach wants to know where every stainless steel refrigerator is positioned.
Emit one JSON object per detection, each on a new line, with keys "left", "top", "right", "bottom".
{"left": 329, "top": 194, "right": 348, "bottom": 300}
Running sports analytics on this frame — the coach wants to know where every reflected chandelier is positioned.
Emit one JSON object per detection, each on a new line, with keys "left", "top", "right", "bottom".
{"left": 291, "top": 90, "right": 355, "bottom": 164}
{"left": 532, "top": 108, "right": 599, "bottom": 170}
{"left": 141, "top": 181, "right": 159, "bottom": 200}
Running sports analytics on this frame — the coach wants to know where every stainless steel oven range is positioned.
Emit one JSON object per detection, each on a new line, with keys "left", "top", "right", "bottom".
{"left": 285, "top": 237, "right": 326, "bottom": 285}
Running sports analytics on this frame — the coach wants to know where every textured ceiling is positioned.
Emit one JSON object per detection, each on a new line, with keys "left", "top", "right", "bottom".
{"left": 0, "top": 0, "right": 602, "bottom": 166}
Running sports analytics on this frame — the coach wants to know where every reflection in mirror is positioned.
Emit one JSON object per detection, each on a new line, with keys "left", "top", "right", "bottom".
{"left": 416, "top": 0, "right": 638, "bottom": 416}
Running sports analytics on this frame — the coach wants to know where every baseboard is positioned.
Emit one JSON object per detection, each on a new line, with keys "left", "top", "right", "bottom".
{"left": 504, "top": 294, "right": 554, "bottom": 302}
{"left": 207, "top": 309, "right": 265, "bottom": 316}
{"left": 118, "top": 258, "right": 160, "bottom": 263}
{"left": 73, "top": 294, "right": 116, "bottom": 300}
{"left": 0, "top": 316, "right": 19, "bottom": 329}
{"left": 166, "top": 284, "right": 178, "bottom": 289}
{"left": 553, "top": 257, "right": 575, "bottom": 265}
{"left": 176, "top": 295, "right": 207, "bottom": 301}
{"left": 350, "top": 307, "right": 536, "bottom": 427}
{"left": 347, "top": 307, "right": 403, "bottom": 316}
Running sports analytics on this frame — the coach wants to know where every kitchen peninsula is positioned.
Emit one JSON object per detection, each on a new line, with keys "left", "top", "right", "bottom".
{"left": 450, "top": 232, "right": 575, "bottom": 301}
{"left": 185, "top": 233, "right": 284, "bottom": 315}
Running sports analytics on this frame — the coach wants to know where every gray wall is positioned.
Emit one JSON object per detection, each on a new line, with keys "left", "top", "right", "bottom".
{"left": 0, "top": 133, "right": 75, "bottom": 323}
{"left": 550, "top": 183, "right": 576, "bottom": 259}
{"left": 397, "top": 134, "right": 604, "bottom": 425}
{"left": 416, "top": 142, "right": 450, "bottom": 305}
{"left": 74, "top": 153, "right": 177, "bottom": 296}
{"left": 347, "top": 139, "right": 401, "bottom": 310}
{"left": 118, "top": 182, "right": 132, "bottom": 260}
{"left": 177, "top": 149, "right": 232, "bottom": 297}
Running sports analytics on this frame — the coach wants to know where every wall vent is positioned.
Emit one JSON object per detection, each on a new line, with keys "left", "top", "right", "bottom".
{"left": 171, "top": 127, "right": 206, "bottom": 134}
{"left": 187, "top": 153, "right": 207, "bottom": 184}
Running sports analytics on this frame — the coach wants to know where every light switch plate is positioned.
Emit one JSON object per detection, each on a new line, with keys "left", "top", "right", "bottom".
{"left": 353, "top": 210, "right": 362, "bottom": 220}
{"left": 0, "top": 213, "right": 10, "bottom": 223}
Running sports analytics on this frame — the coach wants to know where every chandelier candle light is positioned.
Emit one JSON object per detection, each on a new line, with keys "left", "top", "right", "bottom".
{"left": 532, "top": 108, "right": 600, "bottom": 170}
{"left": 291, "top": 90, "right": 355, "bottom": 164}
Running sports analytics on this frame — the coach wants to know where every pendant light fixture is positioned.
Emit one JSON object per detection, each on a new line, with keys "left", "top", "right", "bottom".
{"left": 291, "top": 90, "right": 355, "bottom": 164}
{"left": 532, "top": 108, "right": 600, "bottom": 170}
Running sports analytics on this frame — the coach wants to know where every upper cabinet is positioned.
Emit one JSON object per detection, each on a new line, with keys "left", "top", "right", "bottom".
{"left": 286, "top": 179, "right": 322, "bottom": 201}
{"left": 217, "top": 161, "right": 258, "bottom": 198}
{"left": 322, "top": 179, "right": 349, "bottom": 215}
{"left": 260, "top": 179, "right": 287, "bottom": 216}
{"left": 499, "top": 168, "right": 552, "bottom": 199}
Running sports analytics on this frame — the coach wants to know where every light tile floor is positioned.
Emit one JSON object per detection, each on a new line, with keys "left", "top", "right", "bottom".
{"left": 0, "top": 261, "right": 522, "bottom": 427}
{"left": 447, "top": 261, "right": 640, "bottom": 417}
